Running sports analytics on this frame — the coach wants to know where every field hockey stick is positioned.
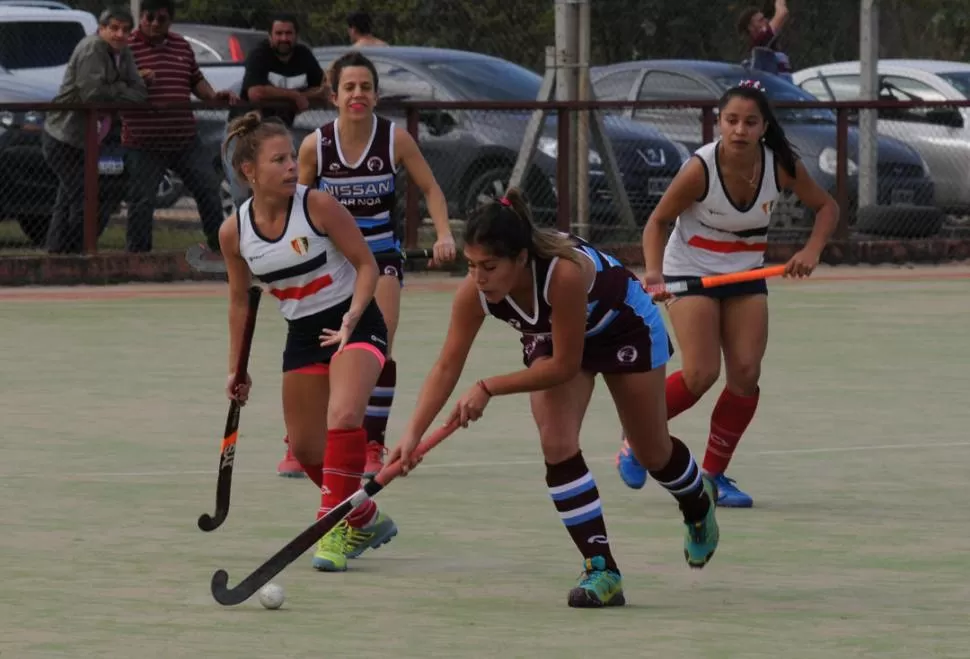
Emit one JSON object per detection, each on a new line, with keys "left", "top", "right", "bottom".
{"left": 646, "top": 265, "right": 787, "bottom": 296}
{"left": 197, "top": 285, "right": 262, "bottom": 532}
{"left": 210, "top": 421, "right": 460, "bottom": 605}
{"left": 185, "top": 245, "right": 434, "bottom": 275}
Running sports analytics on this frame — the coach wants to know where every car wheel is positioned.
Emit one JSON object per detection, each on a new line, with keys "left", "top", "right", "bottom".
{"left": 461, "top": 165, "right": 555, "bottom": 226}
{"left": 219, "top": 177, "right": 236, "bottom": 221}
{"left": 462, "top": 167, "right": 510, "bottom": 214}
{"left": 213, "top": 161, "right": 238, "bottom": 221}
{"left": 155, "top": 170, "right": 184, "bottom": 209}
{"left": 16, "top": 215, "right": 49, "bottom": 248}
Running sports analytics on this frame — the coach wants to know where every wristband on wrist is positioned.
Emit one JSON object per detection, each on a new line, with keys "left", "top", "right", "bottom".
{"left": 476, "top": 379, "right": 493, "bottom": 397}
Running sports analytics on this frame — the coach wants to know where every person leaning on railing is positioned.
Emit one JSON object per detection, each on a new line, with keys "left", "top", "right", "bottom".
{"left": 41, "top": 6, "right": 147, "bottom": 254}
{"left": 121, "top": 0, "right": 239, "bottom": 256}
{"left": 222, "top": 12, "right": 327, "bottom": 213}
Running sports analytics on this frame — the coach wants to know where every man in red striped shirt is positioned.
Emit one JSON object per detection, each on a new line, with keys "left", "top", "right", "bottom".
{"left": 122, "top": 0, "right": 239, "bottom": 253}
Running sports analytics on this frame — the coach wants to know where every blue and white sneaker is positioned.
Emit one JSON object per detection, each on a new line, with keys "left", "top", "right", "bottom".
{"left": 710, "top": 473, "right": 753, "bottom": 508}
{"left": 615, "top": 438, "right": 648, "bottom": 489}
{"left": 684, "top": 476, "right": 720, "bottom": 568}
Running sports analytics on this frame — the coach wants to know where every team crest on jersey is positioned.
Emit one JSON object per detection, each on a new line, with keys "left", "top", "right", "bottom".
{"left": 616, "top": 345, "right": 638, "bottom": 364}
{"left": 290, "top": 237, "right": 310, "bottom": 256}
{"left": 329, "top": 162, "right": 342, "bottom": 171}
{"left": 366, "top": 156, "right": 384, "bottom": 172}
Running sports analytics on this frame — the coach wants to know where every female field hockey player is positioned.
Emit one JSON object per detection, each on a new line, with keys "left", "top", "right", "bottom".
{"left": 389, "top": 189, "right": 720, "bottom": 609}
{"left": 615, "top": 79, "right": 838, "bottom": 506}
{"left": 221, "top": 111, "right": 398, "bottom": 573}
{"left": 269, "top": 51, "right": 456, "bottom": 479}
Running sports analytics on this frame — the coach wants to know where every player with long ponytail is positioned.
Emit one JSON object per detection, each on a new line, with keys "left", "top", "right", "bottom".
{"left": 615, "top": 80, "right": 839, "bottom": 507}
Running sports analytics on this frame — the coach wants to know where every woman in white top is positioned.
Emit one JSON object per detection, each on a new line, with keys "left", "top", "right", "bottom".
{"left": 219, "top": 111, "right": 399, "bottom": 575}
{"left": 615, "top": 80, "right": 838, "bottom": 507}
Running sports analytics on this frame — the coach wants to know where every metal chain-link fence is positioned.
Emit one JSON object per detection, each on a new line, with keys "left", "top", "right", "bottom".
{"left": 1, "top": 1, "right": 969, "bottom": 276}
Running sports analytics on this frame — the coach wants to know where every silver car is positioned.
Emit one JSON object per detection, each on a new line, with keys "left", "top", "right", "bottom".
{"left": 792, "top": 60, "right": 970, "bottom": 213}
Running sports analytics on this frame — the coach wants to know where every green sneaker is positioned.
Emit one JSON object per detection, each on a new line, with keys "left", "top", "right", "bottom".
{"left": 312, "top": 521, "right": 351, "bottom": 572}
{"left": 344, "top": 510, "right": 398, "bottom": 559}
{"left": 684, "top": 476, "right": 720, "bottom": 569}
{"left": 311, "top": 511, "right": 399, "bottom": 572}
{"left": 567, "top": 556, "right": 625, "bottom": 608}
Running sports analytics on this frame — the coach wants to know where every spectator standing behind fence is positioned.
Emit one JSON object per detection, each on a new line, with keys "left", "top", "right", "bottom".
{"left": 223, "top": 14, "right": 327, "bottom": 212}
{"left": 42, "top": 7, "right": 146, "bottom": 254}
{"left": 121, "top": 0, "right": 239, "bottom": 255}
{"left": 738, "top": 1, "right": 791, "bottom": 77}
{"left": 347, "top": 10, "right": 388, "bottom": 47}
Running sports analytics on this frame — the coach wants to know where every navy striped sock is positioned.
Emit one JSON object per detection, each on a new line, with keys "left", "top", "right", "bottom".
{"left": 649, "top": 436, "right": 711, "bottom": 522}
{"left": 546, "top": 451, "right": 618, "bottom": 572}
{"left": 363, "top": 360, "right": 396, "bottom": 447}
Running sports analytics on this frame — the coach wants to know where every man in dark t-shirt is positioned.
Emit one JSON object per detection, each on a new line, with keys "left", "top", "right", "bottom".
{"left": 223, "top": 13, "right": 326, "bottom": 209}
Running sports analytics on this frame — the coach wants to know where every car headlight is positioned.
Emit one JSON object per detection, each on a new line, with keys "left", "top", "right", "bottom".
{"left": 818, "top": 146, "right": 857, "bottom": 176}
{"left": 537, "top": 136, "right": 602, "bottom": 166}
{"left": 0, "top": 111, "right": 15, "bottom": 128}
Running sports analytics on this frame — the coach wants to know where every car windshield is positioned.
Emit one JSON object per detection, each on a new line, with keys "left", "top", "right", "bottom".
{"left": 713, "top": 72, "right": 837, "bottom": 124}
{"left": 0, "top": 21, "right": 85, "bottom": 70}
{"left": 938, "top": 72, "right": 970, "bottom": 99}
{"left": 424, "top": 57, "right": 541, "bottom": 101}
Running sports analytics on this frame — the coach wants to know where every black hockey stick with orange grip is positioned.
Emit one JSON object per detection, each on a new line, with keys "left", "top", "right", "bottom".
{"left": 198, "top": 285, "right": 262, "bottom": 532}
{"left": 645, "top": 265, "right": 787, "bottom": 297}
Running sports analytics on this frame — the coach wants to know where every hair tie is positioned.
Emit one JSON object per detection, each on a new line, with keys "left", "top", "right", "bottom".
{"left": 738, "top": 79, "right": 766, "bottom": 93}
{"left": 499, "top": 197, "right": 511, "bottom": 207}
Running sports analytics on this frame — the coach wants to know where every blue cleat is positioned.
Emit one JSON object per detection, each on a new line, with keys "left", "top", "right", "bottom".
{"left": 710, "top": 473, "right": 753, "bottom": 508}
{"left": 615, "top": 438, "right": 648, "bottom": 490}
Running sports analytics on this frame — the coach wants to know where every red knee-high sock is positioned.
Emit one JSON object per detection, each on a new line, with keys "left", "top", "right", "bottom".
{"left": 703, "top": 387, "right": 760, "bottom": 475}
{"left": 319, "top": 427, "right": 377, "bottom": 527}
{"left": 666, "top": 370, "right": 702, "bottom": 420}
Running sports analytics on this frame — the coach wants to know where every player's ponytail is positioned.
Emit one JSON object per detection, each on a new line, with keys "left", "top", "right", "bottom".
{"left": 720, "top": 82, "right": 798, "bottom": 177}
{"left": 223, "top": 110, "right": 289, "bottom": 183}
{"left": 464, "top": 187, "right": 581, "bottom": 265}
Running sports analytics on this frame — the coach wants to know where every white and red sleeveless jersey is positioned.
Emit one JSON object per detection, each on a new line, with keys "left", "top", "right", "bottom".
{"left": 663, "top": 140, "right": 780, "bottom": 276}
{"left": 237, "top": 184, "right": 356, "bottom": 320}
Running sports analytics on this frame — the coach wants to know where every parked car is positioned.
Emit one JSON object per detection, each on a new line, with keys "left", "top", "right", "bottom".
{"left": 197, "top": 46, "right": 690, "bottom": 239}
{"left": 0, "top": 76, "right": 184, "bottom": 246}
{"left": 173, "top": 23, "right": 274, "bottom": 64}
{"left": 591, "top": 59, "right": 942, "bottom": 237}
{"left": 0, "top": 0, "right": 72, "bottom": 9}
{"left": 0, "top": 5, "right": 96, "bottom": 86}
{"left": 792, "top": 60, "right": 970, "bottom": 213}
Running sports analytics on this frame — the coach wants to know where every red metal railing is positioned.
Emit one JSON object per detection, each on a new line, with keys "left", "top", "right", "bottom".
{"left": 1, "top": 97, "right": 967, "bottom": 254}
